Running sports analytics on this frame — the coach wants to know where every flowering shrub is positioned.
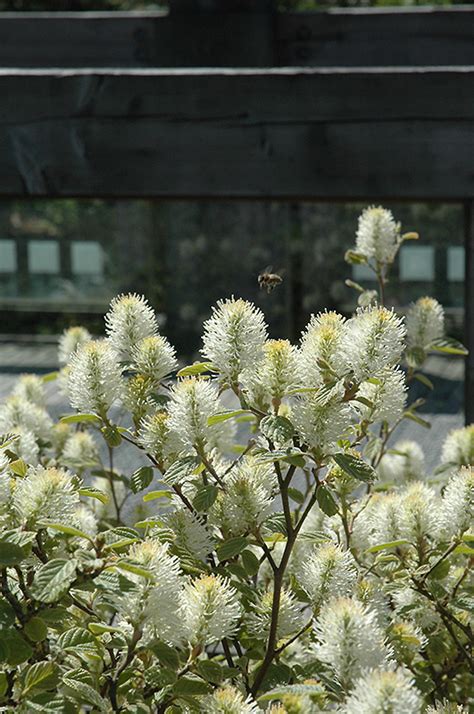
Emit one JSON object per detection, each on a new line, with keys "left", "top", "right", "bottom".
{"left": 0, "top": 207, "right": 472, "bottom": 713}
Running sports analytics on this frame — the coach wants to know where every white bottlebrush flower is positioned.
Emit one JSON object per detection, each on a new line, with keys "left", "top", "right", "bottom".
{"left": 296, "top": 543, "right": 358, "bottom": 608}
{"left": 58, "top": 325, "right": 92, "bottom": 364}
{"left": 13, "top": 428, "right": 40, "bottom": 466}
{"left": 426, "top": 703, "right": 469, "bottom": 714}
{"left": 73, "top": 504, "right": 98, "bottom": 537}
{"left": 131, "top": 335, "right": 177, "bottom": 382}
{"left": 168, "top": 377, "right": 230, "bottom": 453}
{"left": 62, "top": 431, "right": 99, "bottom": 470}
{"left": 399, "top": 482, "right": 439, "bottom": 545}
{"left": 441, "top": 425, "right": 474, "bottom": 468}
{"left": 183, "top": 574, "right": 241, "bottom": 645}
{"left": 138, "top": 410, "right": 179, "bottom": 464}
{"left": 377, "top": 440, "right": 425, "bottom": 482}
{"left": 0, "top": 396, "right": 52, "bottom": 441}
{"left": 339, "top": 306, "right": 406, "bottom": 383}
{"left": 12, "top": 465, "right": 79, "bottom": 527}
{"left": 392, "top": 587, "right": 440, "bottom": 630}
{"left": 160, "top": 506, "right": 214, "bottom": 561}
{"left": 210, "top": 456, "right": 276, "bottom": 536}
{"left": 355, "top": 206, "right": 401, "bottom": 264}
{"left": 355, "top": 367, "right": 407, "bottom": 425}
{"left": 202, "top": 686, "right": 259, "bottom": 714}
{"left": 299, "top": 311, "right": 347, "bottom": 385}
{"left": 292, "top": 386, "right": 353, "bottom": 452}
{"left": 67, "top": 340, "right": 123, "bottom": 416}
{"left": 105, "top": 293, "right": 158, "bottom": 359}
{"left": 247, "top": 587, "right": 306, "bottom": 641}
{"left": 406, "top": 297, "right": 444, "bottom": 351}
{"left": 50, "top": 422, "right": 72, "bottom": 455}
{"left": 439, "top": 466, "right": 474, "bottom": 539}
{"left": 201, "top": 297, "right": 267, "bottom": 384}
{"left": 343, "top": 669, "right": 422, "bottom": 714}
{"left": 12, "top": 374, "right": 45, "bottom": 408}
{"left": 313, "top": 597, "right": 392, "bottom": 688}
{"left": 257, "top": 339, "right": 300, "bottom": 401}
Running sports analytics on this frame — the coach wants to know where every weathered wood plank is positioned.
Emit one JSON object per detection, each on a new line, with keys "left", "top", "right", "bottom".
{"left": 1, "top": 68, "right": 473, "bottom": 199}
{"left": 0, "top": 7, "right": 474, "bottom": 68}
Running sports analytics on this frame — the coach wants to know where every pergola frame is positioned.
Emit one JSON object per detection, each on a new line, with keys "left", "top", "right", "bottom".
{"left": 0, "top": 0, "right": 473, "bottom": 422}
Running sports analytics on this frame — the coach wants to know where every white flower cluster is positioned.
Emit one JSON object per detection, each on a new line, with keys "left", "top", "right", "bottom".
{"left": 67, "top": 340, "right": 123, "bottom": 416}
{"left": 105, "top": 293, "right": 159, "bottom": 360}
{"left": 355, "top": 206, "right": 402, "bottom": 263}
{"left": 406, "top": 296, "right": 444, "bottom": 352}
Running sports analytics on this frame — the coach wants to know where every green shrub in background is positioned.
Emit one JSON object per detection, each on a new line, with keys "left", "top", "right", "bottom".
{"left": 0, "top": 207, "right": 472, "bottom": 713}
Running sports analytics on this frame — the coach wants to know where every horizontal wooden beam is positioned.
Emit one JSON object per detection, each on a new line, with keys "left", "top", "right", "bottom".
{"left": 1, "top": 68, "right": 473, "bottom": 199}
{"left": 0, "top": 7, "right": 474, "bottom": 68}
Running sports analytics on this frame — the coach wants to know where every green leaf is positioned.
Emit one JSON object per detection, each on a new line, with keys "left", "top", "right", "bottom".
{"left": 143, "top": 489, "right": 173, "bottom": 503}
{"left": 57, "top": 628, "right": 98, "bottom": 657}
{"left": 8, "top": 458, "right": 28, "bottom": 477}
{"left": 256, "top": 447, "right": 306, "bottom": 468}
{"left": 0, "top": 540, "right": 26, "bottom": 567}
{"left": 101, "top": 425, "right": 122, "bottom": 447}
{"left": 366, "top": 539, "right": 409, "bottom": 553}
{"left": 22, "top": 661, "right": 57, "bottom": 695}
{"left": 406, "top": 346, "right": 426, "bottom": 368}
{"left": 173, "top": 676, "right": 212, "bottom": 696}
{"left": 42, "top": 371, "right": 59, "bottom": 383}
{"left": 114, "top": 561, "right": 154, "bottom": 580}
{"left": 193, "top": 484, "right": 218, "bottom": 512}
{"left": 0, "top": 671, "right": 7, "bottom": 698}
{"left": 404, "top": 411, "right": 431, "bottom": 429}
{"left": 316, "top": 485, "right": 339, "bottom": 517}
{"left": 217, "top": 536, "right": 248, "bottom": 562}
{"left": 207, "top": 409, "right": 251, "bottom": 426}
{"left": 162, "top": 456, "right": 200, "bottom": 486}
{"left": 288, "top": 487, "right": 305, "bottom": 505}
{"left": 3, "top": 629, "right": 33, "bottom": 665}
{"left": 152, "top": 641, "right": 180, "bottom": 670}
{"left": 345, "top": 279, "right": 365, "bottom": 293}
{"left": 258, "top": 682, "right": 326, "bottom": 702}
{"left": 241, "top": 549, "right": 260, "bottom": 577}
{"left": 42, "top": 523, "right": 92, "bottom": 541}
{"left": 24, "top": 616, "right": 48, "bottom": 642}
{"left": 31, "top": 559, "right": 78, "bottom": 603}
{"left": 0, "top": 598, "right": 16, "bottom": 627}
{"left": 195, "top": 659, "right": 224, "bottom": 684}
{"left": 344, "top": 249, "right": 367, "bottom": 265}
{"left": 353, "top": 396, "right": 375, "bottom": 409}
{"left": 177, "top": 362, "right": 215, "bottom": 377}
{"left": 260, "top": 415, "right": 295, "bottom": 444}
{"left": 62, "top": 670, "right": 107, "bottom": 711}
{"left": 79, "top": 486, "right": 108, "bottom": 504}
{"left": 413, "top": 372, "right": 434, "bottom": 390}
{"left": 60, "top": 413, "right": 101, "bottom": 426}
{"left": 130, "top": 466, "right": 154, "bottom": 494}
{"left": 332, "top": 453, "right": 376, "bottom": 483}
{"left": 88, "top": 622, "right": 122, "bottom": 635}
{"left": 430, "top": 337, "right": 468, "bottom": 356}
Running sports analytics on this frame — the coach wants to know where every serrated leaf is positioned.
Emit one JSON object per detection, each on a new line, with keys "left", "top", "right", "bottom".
{"left": 60, "top": 413, "right": 101, "bottom": 426}
{"left": 42, "top": 523, "right": 92, "bottom": 541}
{"left": 152, "top": 640, "right": 180, "bottom": 670}
{"left": 195, "top": 659, "right": 224, "bottom": 684}
{"left": 413, "top": 372, "right": 434, "bottom": 390}
{"left": 404, "top": 411, "right": 431, "bottom": 429}
{"left": 207, "top": 409, "right": 251, "bottom": 426}
{"left": 366, "top": 539, "right": 409, "bottom": 553}
{"left": 332, "top": 453, "right": 376, "bottom": 483}
{"left": 79, "top": 486, "right": 108, "bottom": 504}
{"left": 288, "top": 487, "right": 305, "bottom": 504}
{"left": 177, "top": 362, "right": 215, "bottom": 377}
{"left": 0, "top": 540, "right": 26, "bottom": 567}
{"left": 57, "top": 628, "right": 97, "bottom": 656}
{"left": 260, "top": 415, "right": 295, "bottom": 444}
{"left": 3, "top": 629, "right": 33, "bottom": 665}
{"left": 23, "top": 661, "right": 57, "bottom": 695}
{"left": 193, "top": 484, "right": 218, "bottom": 511}
{"left": 31, "top": 559, "right": 77, "bottom": 603}
{"left": 130, "top": 466, "right": 154, "bottom": 494}
{"left": 9, "top": 458, "right": 28, "bottom": 477}
{"left": 143, "top": 489, "right": 173, "bottom": 503}
{"left": 405, "top": 346, "right": 426, "bottom": 369}
{"left": 114, "top": 561, "right": 154, "bottom": 580}
{"left": 162, "top": 456, "right": 200, "bottom": 486}
{"left": 101, "top": 425, "right": 122, "bottom": 447}
{"left": 62, "top": 671, "right": 107, "bottom": 711}
{"left": 430, "top": 337, "right": 468, "bottom": 356}
{"left": 217, "top": 536, "right": 248, "bottom": 562}
{"left": 316, "top": 485, "right": 339, "bottom": 517}
{"left": 353, "top": 396, "right": 375, "bottom": 409}
{"left": 241, "top": 549, "right": 260, "bottom": 577}
{"left": 24, "top": 616, "right": 48, "bottom": 642}
{"left": 173, "top": 676, "right": 212, "bottom": 696}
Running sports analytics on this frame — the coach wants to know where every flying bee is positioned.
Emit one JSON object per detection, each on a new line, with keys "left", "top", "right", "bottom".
{"left": 258, "top": 266, "right": 284, "bottom": 293}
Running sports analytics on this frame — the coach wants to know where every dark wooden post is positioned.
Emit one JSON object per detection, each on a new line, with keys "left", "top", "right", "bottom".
{"left": 465, "top": 202, "right": 474, "bottom": 425}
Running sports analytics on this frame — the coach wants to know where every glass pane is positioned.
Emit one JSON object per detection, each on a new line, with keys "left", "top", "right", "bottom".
{"left": 0, "top": 239, "right": 16, "bottom": 273}
{"left": 399, "top": 246, "right": 435, "bottom": 281}
{"left": 71, "top": 241, "right": 104, "bottom": 276}
{"left": 447, "top": 246, "right": 465, "bottom": 282}
{"left": 28, "top": 240, "right": 60, "bottom": 274}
